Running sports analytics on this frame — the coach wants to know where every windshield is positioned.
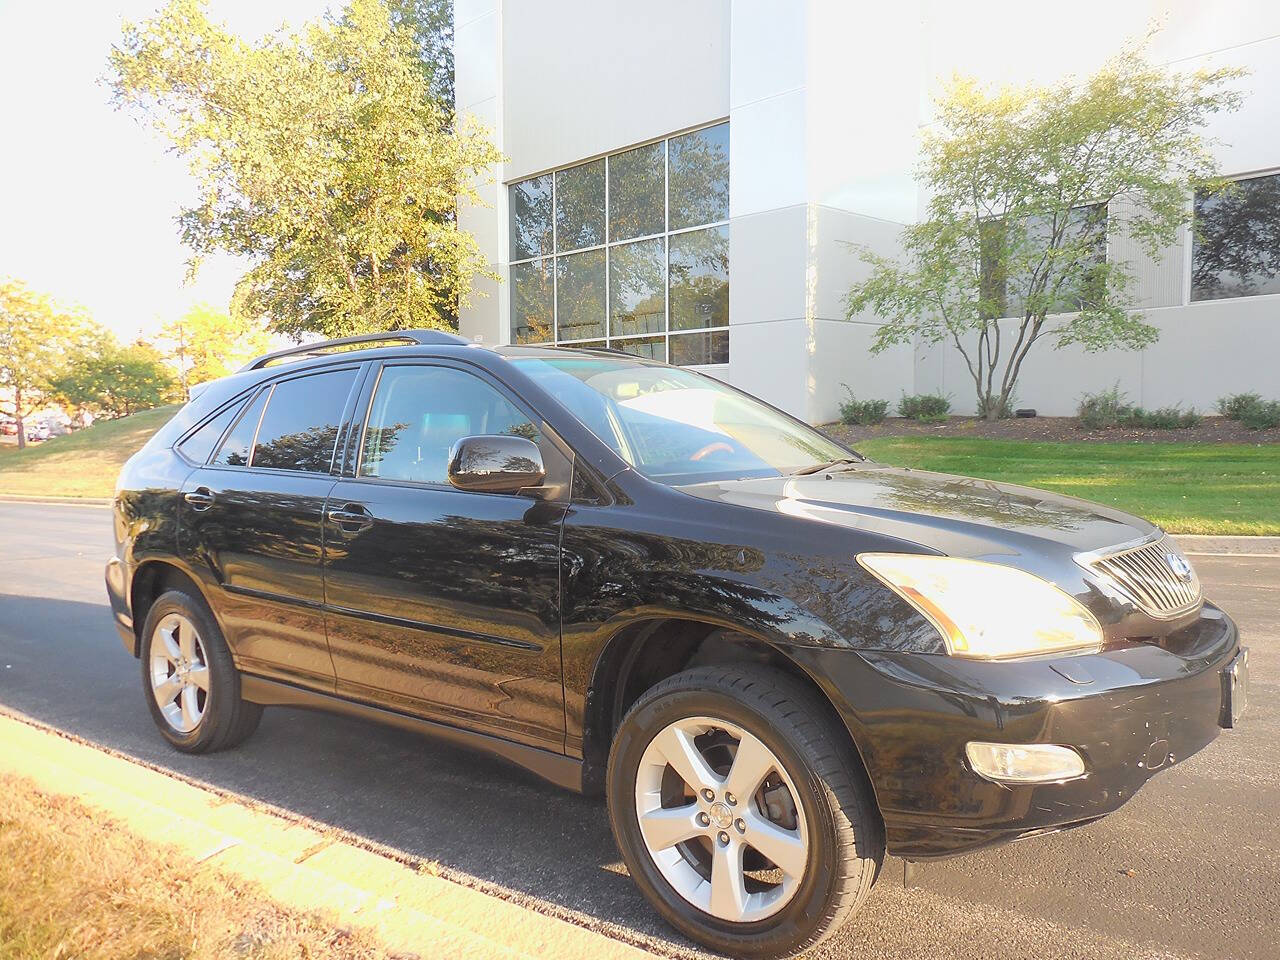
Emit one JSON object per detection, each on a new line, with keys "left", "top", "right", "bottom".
{"left": 509, "top": 354, "right": 854, "bottom": 484}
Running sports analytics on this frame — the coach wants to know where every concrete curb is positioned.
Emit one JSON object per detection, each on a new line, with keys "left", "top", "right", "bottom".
{"left": 0, "top": 712, "right": 655, "bottom": 960}
{"left": 0, "top": 493, "right": 112, "bottom": 506}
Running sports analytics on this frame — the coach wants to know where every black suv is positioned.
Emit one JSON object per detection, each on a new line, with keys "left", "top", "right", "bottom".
{"left": 107, "top": 331, "right": 1248, "bottom": 958}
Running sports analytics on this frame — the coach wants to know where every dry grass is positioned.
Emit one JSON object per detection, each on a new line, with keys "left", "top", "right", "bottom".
{"left": 0, "top": 774, "right": 403, "bottom": 960}
{"left": 0, "top": 406, "right": 178, "bottom": 498}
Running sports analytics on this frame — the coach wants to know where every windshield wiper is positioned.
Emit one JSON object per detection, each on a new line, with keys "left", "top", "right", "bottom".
{"left": 789, "top": 456, "right": 864, "bottom": 476}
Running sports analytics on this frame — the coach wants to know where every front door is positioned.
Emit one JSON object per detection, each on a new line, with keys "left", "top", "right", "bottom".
{"left": 322, "top": 361, "right": 569, "bottom": 750}
{"left": 179, "top": 365, "right": 361, "bottom": 689}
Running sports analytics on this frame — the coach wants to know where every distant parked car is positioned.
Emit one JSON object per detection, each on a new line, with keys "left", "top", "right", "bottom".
{"left": 0, "top": 420, "right": 16, "bottom": 436}
{"left": 25, "top": 423, "right": 51, "bottom": 442}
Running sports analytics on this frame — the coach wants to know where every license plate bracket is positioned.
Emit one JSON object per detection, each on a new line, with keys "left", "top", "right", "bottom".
{"left": 1220, "top": 647, "right": 1249, "bottom": 729}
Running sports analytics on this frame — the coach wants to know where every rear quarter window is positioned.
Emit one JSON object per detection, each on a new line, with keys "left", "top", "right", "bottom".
{"left": 176, "top": 401, "right": 242, "bottom": 465}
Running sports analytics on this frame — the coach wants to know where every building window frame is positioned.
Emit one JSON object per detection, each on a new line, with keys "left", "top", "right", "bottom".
{"left": 507, "top": 119, "right": 730, "bottom": 367}
{"left": 1189, "top": 166, "right": 1280, "bottom": 305}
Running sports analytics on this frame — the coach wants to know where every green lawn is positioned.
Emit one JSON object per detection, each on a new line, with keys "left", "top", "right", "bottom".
{"left": 856, "top": 436, "right": 1280, "bottom": 536}
{"left": 0, "top": 406, "right": 179, "bottom": 499}
{"left": 2, "top": 408, "right": 1277, "bottom": 534}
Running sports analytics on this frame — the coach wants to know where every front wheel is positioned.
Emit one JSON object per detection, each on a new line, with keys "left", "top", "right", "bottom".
{"left": 607, "top": 665, "right": 883, "bottom": 959}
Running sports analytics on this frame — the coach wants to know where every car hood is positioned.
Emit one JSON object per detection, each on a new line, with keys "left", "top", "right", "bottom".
{"left": 677, "top": 462, "right": 1155, "bottom": 563}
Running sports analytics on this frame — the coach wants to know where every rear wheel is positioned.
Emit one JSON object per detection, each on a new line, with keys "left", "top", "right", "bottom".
{"left": 607, "top": 665, "right": 882, "bottom": 959}
{"left": 140, "top": 589, "right": 262, "bottom": 753}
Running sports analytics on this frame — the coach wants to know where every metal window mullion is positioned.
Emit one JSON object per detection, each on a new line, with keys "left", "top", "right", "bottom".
{"left": 551, "top": 173, "right": 558, "bottom": 343}
{"left": 663, "top": 136, "right": 670, "bottom": 361}
{"left": 604, "top": 153, "right": 611, "bottom": 343}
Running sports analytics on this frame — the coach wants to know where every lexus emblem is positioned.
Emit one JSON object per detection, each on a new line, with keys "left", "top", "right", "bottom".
{"left": 1166, "top": 552, "right": 1194, "bottom": 583}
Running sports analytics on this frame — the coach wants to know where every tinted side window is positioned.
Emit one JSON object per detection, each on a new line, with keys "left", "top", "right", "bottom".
{"left": 252, "top": 369, "right": 358, "bottom": 473}
{"left": 213, "top": 389, "right": 268, "bottom": 467}
{"left": 360, "top": 366, "right": 538, "bottom": 485}
{"left": 178, "top": 401, "right": 242, "bottom": 465}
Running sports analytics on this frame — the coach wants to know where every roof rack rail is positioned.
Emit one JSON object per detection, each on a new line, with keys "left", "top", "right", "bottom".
{"left": 240, "top": 329, "right": 471, "bottom": 372}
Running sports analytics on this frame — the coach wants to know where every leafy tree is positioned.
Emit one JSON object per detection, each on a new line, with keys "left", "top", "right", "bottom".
{"left": 109, "top": 0, "right": 500, "bottom": 341}
{"left": 386, "top": 0, "right": 454, "bottom": 105}
{"left": 159, "top": 303, "right": 272, "bottom": 390}
{"left": 845, "top": 45, "right": 1243, "bottom": 420}
{"left": 0, "top": 279, "right": 89, "bottom": 449}
{"left": 50, "top": 338, "right": 181, "bottom": 420}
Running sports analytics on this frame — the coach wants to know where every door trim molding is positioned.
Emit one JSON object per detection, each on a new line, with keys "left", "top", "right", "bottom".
{"left": 240, "top": 674, "right": 583, "bottom": 793}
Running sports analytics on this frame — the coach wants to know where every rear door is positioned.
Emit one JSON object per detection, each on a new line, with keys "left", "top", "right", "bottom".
{"left": 179, "top": 364, "right": 362, "bottom": 689}
{"left": 322, "top": 360, "right": 570, "bottom": 750}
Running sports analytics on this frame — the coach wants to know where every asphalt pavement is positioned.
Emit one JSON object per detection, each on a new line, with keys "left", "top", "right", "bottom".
{"left": 0, "top": 500, "right": 1276, "bottom": 959}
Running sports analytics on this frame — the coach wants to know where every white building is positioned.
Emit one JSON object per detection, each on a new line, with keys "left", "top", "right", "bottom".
{"left": 454, "top": 0, "right": 1280, "bottom": 423}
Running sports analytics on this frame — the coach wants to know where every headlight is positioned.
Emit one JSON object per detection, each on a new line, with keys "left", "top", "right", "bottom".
{"left": 858, "top": 553, "right": 1103, "bottom": 660}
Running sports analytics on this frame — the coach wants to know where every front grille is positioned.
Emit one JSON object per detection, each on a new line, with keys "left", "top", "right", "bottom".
{"left": 1078, "top": 534, "right": 1203, "bottom": 619}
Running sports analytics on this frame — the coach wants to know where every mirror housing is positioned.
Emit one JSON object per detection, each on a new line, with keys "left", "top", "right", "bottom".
{"left": 447, "top": 434, "right": 546, "bottom": 494}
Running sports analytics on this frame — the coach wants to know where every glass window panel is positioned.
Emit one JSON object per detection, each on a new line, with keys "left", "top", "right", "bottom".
{"left": 555, "top": 159, "right": 605, "bottom": 251}
{"left": 179, "top": 401, "right": 241, "bottom": 464}
{"left": 668, "top": 122, "right": 729, "bottom": 230}
{"left": 1192, "top": 173, "right": 1280, "bottom": 301}
{"left": 670, "top": 330, "right": 729, "bottom": 366}
{"left": 509, "top": 175, "right": 553, "bottom": 261}
{"left": 555, "top": 249, "right": 606, "bottom": 341}
{"left": 610, "top": 237, "right": 665, "bottom": 336}
{"left": 213, "top": 389, "right": 268, "bottom": 467}
{"left": 609, "top": 141, "right": 665, "bottom": 241}
{"left": 608, "top": 336, "right": 666, "bottom": 362}
{"left": 361, "top": 366, "right": 539, "bottom": 485}
{"left": 565, "top": 340, "right": 606, "bottom": 351}
{"left": 252, "top": 369, "right": 357, "bottom": 473}
{"left": 669, "top": 225, "right": 728, "bottom": 330}
{"left": 511, "top": 258, "right": 554, "bottom": 344}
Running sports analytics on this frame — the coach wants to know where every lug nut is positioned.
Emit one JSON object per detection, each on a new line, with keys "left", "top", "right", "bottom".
{"left": 701, "top": 788, "right": 715, "bottom": 802}
{"left": 735, "top": 818, "right": 746, "bottom": 833}
{"left": 725, "top": 792, "right": 736, "bottom": 805}
{"left": 718, "top": 831, "right": 730, "bottom": 845}
{"left": 698, "top": 812, "right": 710, "bottom": 826}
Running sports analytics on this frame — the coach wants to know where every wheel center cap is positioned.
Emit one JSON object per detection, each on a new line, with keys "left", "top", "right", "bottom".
{"left": 708, "top": 801, "right": 733, "bottom": 829}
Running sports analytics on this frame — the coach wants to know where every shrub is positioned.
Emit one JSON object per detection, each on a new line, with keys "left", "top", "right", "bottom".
{"left": 1125, "top": 406, "right": 1201, "bottom": 429}
{"left": 1078, "top": 386, "right": 1200, "bottom": 429}
{"left": 1216, "top": 392, "right": 1263, "bottom": 420}
{"left": 1240, "top": 400, "right": 1280, "bottom": 430}
{"left": 897, "top": 393, "right": 951, "bottom": 422}
{"left": 838, "top": 388, "right": 889, "bottom": 425}
{"left": 1077, "top": 385, "right": 1131, "bottom": 429}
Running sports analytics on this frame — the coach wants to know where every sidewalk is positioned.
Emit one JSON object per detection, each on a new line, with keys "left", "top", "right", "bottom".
{"left": 0, "top": 711, "right": 653, "bottom": 960}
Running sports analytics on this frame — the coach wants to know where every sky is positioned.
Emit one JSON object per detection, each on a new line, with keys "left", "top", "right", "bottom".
{"left": 0, "top": 0, "right": 332, "bottom": 342}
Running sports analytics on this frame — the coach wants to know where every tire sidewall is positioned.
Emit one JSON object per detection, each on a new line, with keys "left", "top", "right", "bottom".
{"left": 608, "top": 683, "right": 844, "bottom": 957}
{"left": 139, "top": 589, "right": 235, "bottom": 752}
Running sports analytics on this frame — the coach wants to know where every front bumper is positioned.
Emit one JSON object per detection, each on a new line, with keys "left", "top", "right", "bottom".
{"left": 788, "top": 602, "right": 1243, "bottom": 859}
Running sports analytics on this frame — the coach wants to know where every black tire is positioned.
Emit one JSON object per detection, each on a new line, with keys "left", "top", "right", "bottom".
{"left": 139, "top": 588, "right": 263, "bottom": 753}
{"left": 607, "top": 664, "right": 883, "bottom": 959}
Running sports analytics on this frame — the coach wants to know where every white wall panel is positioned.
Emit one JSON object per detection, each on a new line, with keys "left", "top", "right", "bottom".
{"left": 501, "top": 0, "right": 729, "bottom": 181}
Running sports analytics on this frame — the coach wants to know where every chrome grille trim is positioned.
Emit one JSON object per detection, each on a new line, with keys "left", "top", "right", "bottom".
{"left": 1075, "top": 533, "right": 1203, "bottom": 620}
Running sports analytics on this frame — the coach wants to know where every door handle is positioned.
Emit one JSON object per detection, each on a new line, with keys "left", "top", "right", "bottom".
{"left": 326, "top": 503, "right": 374, "bottom": 533}
{"left": 184, "top": 487, "right": 215, "bottom": 511}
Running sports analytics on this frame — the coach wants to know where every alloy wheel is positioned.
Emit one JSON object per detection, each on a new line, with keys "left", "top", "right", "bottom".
{"left": 634, "top": 716, "right": 809, "bottom": 923}
{"left": 149, "top": 612, "right": 210, "bottom": 733}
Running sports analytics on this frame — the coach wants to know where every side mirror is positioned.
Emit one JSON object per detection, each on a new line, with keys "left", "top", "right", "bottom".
{"left": 447, "top": 434, "right": 546, "bottom": 494}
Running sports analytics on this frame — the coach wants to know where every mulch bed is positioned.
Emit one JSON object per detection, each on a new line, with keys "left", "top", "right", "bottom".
{"left": 822, "top": 416, "right": 1280, "bottom": 445}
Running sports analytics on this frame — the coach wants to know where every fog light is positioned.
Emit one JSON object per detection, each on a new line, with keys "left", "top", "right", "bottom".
{"left": 966, "top": 742, "right": 1085, "bottom": 783}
